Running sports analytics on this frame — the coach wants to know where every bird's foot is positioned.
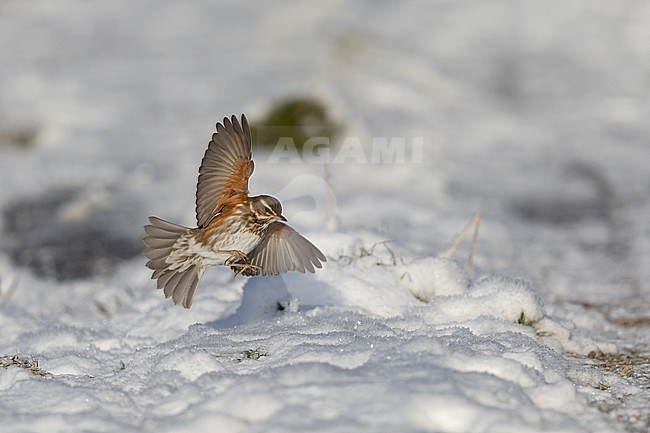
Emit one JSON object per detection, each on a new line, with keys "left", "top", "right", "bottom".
{"left": 219, "top": 250, "right": 261, "bottom": 276}
{"left": 230, "top": 262, "right": 262, "bottom": 277}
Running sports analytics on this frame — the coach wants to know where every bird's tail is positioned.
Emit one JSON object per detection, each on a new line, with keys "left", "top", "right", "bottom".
{"left": 143, "top": 216, "right": 205, "bottom": 308}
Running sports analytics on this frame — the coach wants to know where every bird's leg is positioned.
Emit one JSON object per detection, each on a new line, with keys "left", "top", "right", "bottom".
{"left": 216, "top": 249, "right": 250, "bottom": 266}
{"left": 230, "top": 262, "right": 262, "bottom": 277}
{"left": 216, "top": 249, "right": 262, "bottom": 276}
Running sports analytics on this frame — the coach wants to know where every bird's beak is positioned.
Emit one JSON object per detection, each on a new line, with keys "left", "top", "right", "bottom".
{"left": 278, "top": 214, "right": 287, "bottom": 222}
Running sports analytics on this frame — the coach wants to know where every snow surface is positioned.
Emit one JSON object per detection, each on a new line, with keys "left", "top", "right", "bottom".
{"left": 1, "top": 1, "right": 649, "bottom": 432}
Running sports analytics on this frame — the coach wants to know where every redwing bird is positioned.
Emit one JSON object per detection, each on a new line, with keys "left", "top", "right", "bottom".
{"left": 143, "top": 114, "right": 326, "bottom": 308}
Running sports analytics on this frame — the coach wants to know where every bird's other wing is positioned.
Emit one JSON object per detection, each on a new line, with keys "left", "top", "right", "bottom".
{"left": 242, "top": 222, "right": 326, "bottom": 276}
{"left": 195, "top": 114, "right": 254, "bottom": 228}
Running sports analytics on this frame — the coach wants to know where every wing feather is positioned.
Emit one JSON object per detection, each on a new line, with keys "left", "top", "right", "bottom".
{"left": 195, "top": 114, "right": 253, "bottom": 228}
{"left": 245, "top": 222, "right": 326, "bottom": 276}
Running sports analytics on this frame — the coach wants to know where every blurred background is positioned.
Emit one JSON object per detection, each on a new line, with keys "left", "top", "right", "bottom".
{"left": 0, "top": 0, "right": 648, "bottom": 309}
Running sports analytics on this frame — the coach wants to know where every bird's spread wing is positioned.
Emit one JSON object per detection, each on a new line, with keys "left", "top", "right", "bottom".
{"left": 195, "top": 114, "right": 254, "bottom": 228}
{"left": 242, "top": 222, "right": 326, "bottom": 276}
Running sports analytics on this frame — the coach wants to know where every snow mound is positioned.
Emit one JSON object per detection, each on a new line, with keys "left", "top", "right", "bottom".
{"left": 398, "top": 256, "right": 469, "bottom": 301}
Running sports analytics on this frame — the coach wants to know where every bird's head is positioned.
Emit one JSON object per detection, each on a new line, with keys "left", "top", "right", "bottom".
{"left": 250, "top": 195, "right": 287, "bottom": 224}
